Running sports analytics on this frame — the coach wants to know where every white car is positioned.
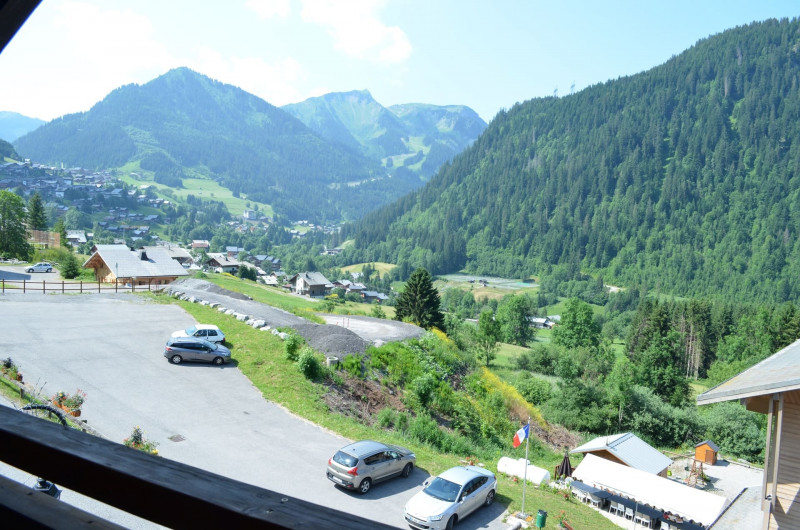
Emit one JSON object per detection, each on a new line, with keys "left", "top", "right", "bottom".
{"left": 404, "top": 466, "right": 497, "bottom": 530}
{"left": 26, "top": 262, "right": 53, "bottom": 273}
{"left": 171, "top": 324, "right": 225, "bottom": 343}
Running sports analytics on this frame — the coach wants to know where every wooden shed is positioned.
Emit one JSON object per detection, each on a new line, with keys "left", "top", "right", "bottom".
{"left": 695, "top": 440, "right": 719, "bottom": 465}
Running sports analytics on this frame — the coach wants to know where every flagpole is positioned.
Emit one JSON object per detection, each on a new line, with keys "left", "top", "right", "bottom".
{"left": 521, "top": 417, "right": 530, "bottom": 518}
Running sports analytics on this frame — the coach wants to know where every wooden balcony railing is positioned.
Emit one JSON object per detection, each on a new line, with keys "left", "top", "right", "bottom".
{"left": 0, "top": 406, "right": 393, "bottom": 529}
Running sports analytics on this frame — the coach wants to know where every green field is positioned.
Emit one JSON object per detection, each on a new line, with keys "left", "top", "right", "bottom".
{"left": 117, "top": 163, "right": 273, "bottom": 218}
{"left": 341, "top": 262, "right": 396, "bottom": 276}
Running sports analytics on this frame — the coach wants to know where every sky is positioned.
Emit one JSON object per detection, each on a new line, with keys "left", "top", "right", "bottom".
{"left": 1, "top": 0, "right": 799, "bottom": 123}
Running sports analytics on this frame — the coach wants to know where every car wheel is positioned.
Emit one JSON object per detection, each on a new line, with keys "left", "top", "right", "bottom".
{"left": 358, "top": 478, "right": 371, "bottom": 494}
{"left": 445, "top": 515, "right": 456, "bottom": 530}
{"left": 170, "top": 355, "right": 182, "bottom": 364}
{"left": 46, "top": 268, "right": 52, "bottom": 272}
{"left": 401, "top": 463, "right": 413, "bottom": 478}
{"left": 485, "top": 490, "right": 495, "bottom": 506}
{"left": 26, "top": 269, "right": 32, "bottom": 273}
{"left": 212, "top": 357, "right": 224, "bottom": 366}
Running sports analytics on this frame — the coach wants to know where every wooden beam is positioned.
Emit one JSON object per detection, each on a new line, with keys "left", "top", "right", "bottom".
{"left": 0, "top": 407, "right": 392, "bottom": 529}
{"left": 0, "top": 474, "right": 124, "bottom": 529}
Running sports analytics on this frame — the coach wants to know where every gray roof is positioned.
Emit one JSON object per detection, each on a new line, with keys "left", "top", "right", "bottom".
{"left": 85, "top": 245, "right": 188, "bottom": 278}
{"left": 697, "top": 338, "right": 800, "bottom": 405}
{"left": 695, "top": 440, "right": 719, "bottom": 451}
{"left": 570, "top": 432, "right": 671, "bottom": 475}
{"left": 296, "top": 272, "right": 330, "bottom": 286}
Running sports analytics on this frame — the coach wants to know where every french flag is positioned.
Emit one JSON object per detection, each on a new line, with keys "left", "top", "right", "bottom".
{"left": 513, "top": 424, "right": 529, "bottom": 448}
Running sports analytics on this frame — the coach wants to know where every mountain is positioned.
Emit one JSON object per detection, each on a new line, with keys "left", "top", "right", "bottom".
{"left": 283, "top": 91, "right": 486, "bottom": 179}
{"left": 0, "top": 111, "right": 44, "bottom": 143}
{"left": 342, "top": 18, "right": 800, "bottom": 303}
{"left": 13, "top": 68, "right": 418, "bottom": 222}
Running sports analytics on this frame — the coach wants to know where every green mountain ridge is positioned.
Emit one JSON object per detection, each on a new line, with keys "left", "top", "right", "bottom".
{"left": 282, "top": 90, "right": 487, "bottom": 179}
{"left": 13, "top": 68, "right": 419, "bottom": 222}
{"left": 342, "top": 17, "right": 800, "bottom": 304}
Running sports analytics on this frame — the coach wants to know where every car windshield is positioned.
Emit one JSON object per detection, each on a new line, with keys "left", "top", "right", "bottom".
{"left": 332, "top": 451, "right": 358, "bottom": 468}
{"left": 207, "top": 342, "right": 218, "bottom": 351}
{"left": 423, "top": 477, "right": 461, "bottom": 502}
{"left": 185, "top": 326, "right": 197, "bottom": 335}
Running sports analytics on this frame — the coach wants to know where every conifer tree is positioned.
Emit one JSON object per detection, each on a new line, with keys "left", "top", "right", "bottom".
{"left": 27, "top": 192, "right": 47, "bottom": 231}
{"left": 394, "top": 268, "right": 444, "bottom": 330}
{"left": 0, "top": 190, "right": 32, "bottom": 259}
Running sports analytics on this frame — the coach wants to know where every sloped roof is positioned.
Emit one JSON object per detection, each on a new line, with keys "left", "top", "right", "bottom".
{"left": 296, "top": 272, "right": 330, "bottom": 286}
{"left": 570, "top": 432, "right": 672, "bottom": 475}
{"left": 696, "top": 440, "right": 720, "bottom": 452}
{"left": 206, "top": 253, "right": 240, "bottom": 267}
{"left": 84, "top": 245, "right": 188, "bottom": 278}
{"left": 573, "top": 454, "right": 726, "bottom": 527}
{"left": 697, "top": 338, "right": 800, "bottom": 405}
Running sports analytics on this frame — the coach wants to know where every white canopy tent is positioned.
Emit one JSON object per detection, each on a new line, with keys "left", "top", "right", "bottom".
{"left": 573, "top": 454, "right": 726, "bottom": 527}
{"left": 497, "top": 457, "right": 550, "bottom": 486}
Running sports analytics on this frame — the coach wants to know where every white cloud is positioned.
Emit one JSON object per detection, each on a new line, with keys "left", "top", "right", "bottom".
{"left": 188, "top": 46, "right": 306, "bottom": 106}
{"left": 300, "top": 0, "right": 411, "bottom": 63}
{"left": 244, "top": 0, "right": 290, "bottom": 19}
{"left": 0, "top": 0, "right": 175, "bottom": 119}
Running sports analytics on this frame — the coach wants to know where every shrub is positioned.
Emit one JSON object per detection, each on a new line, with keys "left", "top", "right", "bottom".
{"left": 376, "top": 407, "right": 397, "bottom": 429}
{"left": 395, "top": 412, "right": 410, "bottom": 433}
{"left": 410, "top": 373, "right": 437, "bottom": 408}
{"left": 284, "top": 333, "right": 302, "bottom": 361}
{"left": 297, "top": 347, "right": 320, "bottom": 379}
{"left": 514, "top": 375, "right": 552, "bottom": 405}
{"left": 340, "top": 354, "right": 364, "bottom": 379}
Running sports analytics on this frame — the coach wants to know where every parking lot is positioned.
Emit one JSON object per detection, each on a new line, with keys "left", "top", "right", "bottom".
{"left": 0, "top": 292, "right": 507, "bottom": 529}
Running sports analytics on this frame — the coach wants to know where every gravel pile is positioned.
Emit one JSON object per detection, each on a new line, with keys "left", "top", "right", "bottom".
{"left": 166, "top": 278, "right": 371, "bottom": 357}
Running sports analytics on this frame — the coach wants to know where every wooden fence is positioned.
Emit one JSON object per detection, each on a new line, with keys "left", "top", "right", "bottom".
{"left": 0, "top": 279, "right": 160, "bottom": 294}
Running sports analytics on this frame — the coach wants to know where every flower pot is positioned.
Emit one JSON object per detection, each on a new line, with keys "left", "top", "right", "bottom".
{"left": 69, "top": 409, "right": 81, "bottom": 417}
{"left": 16, "top": 373, "right": 22, "bottom": 382}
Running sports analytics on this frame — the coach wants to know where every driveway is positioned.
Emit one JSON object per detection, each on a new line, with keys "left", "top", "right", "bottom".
{"left": 0, "top": 294, "right": 507, "bottom": 529}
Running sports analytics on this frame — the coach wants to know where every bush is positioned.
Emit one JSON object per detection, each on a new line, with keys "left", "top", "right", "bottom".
{"left": 340, "top": 354, "right": 364, "bottom": 378}
{"left": 514, "top": 375, "right": 552, "bottom": 405}
{"left": 410, "top": 373, "right": 437, "bottom": 408}
{"left": 297, "top": 347, "right": 320, "bottom": 379}
{"left": 395, "top": 412, "right": 410, "bottom": 433}
{"left": 284, "top": 333, "right": 302, "bottom": 361}
{"left": 376, "top": 407, "right": 397, "bottom": 429}
{"left": 513, "top": 344, "right": 560, "bottom": 375}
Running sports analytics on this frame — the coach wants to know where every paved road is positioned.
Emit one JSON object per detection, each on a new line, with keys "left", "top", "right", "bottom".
{"left": 0, "top": 294, "right": 508, "bottom": 529}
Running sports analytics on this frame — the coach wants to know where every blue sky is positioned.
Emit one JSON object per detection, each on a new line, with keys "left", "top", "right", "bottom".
{"left": 1, "top": 0, "right": 798, "bottom": 123}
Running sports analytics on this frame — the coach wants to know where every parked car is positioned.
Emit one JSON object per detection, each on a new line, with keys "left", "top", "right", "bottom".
{"left": 404, "top": 466, "right": 497, "bottom": 530}
{"left": 164, "top": 337, "right": 231, "bottom": 365}
{"left": 26, "top": 262, "right": 53, "bottom": 273}
{"left": 326, "top": 440, "right": 416, "bottom": 494}
{"left": 171, "top": 324, "right": 225, "bottom": 343}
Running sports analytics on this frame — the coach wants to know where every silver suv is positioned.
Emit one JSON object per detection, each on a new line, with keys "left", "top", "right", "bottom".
{"left": 164, "top": 337, "right": 232, "bottom": 365}
{"left": 26, "top": 262, "right": 53, "bottom": 273}
{"left": 326, "top": 440, "right": 416, "bottom": 494}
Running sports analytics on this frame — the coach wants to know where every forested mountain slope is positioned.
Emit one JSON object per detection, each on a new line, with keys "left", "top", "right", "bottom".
{"left": 283, "top": 91, "right": 486, "bottom": 179}
{"left": 343, "top": 18, "right": 800, "bottom": 303}
{"left": 13, "top": 68, "right": 414, "bottom": 221}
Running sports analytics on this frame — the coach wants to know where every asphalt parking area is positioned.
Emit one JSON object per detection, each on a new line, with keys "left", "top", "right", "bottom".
{"left": 0, "top": 294, "right": 507, "bottom": 529}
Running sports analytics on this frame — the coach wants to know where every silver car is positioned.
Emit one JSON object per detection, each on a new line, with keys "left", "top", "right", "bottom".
{"left": 26, "top": 262, "right": 53, "bottom": 273}
{"left": 404, "top": 465, "right": 497, "bottom": 530}
{"left": 326, "top": 440, "right": 416, "bottom": 494}
{"left": 164, "top": 337, "right": 232, "bottom": 365}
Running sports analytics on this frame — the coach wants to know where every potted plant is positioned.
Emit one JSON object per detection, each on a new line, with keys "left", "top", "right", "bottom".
{"left": 123, "top": 426, "right": 159, "bottom": 455}
{"left": 52, "top": 389, "right": 86, "bottom": 416}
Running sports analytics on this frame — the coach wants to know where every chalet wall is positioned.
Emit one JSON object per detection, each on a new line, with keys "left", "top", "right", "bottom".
{"left": 770, "top": 394, "right": 800, "bottom": 529}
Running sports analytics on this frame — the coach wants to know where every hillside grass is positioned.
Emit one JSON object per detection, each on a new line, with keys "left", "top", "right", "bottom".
{"left": 117, "top": 163, "right": 273, "bottom": 218}
{"left": 340, "top": 262, "right": 396, "bottom": 276}
{"left": 158, "top": 276, "right": 614, "bottom": 529}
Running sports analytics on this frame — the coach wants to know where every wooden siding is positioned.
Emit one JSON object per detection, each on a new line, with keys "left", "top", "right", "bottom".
{"left": 770, "top": 398, "right": 800, "bottom": 529}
